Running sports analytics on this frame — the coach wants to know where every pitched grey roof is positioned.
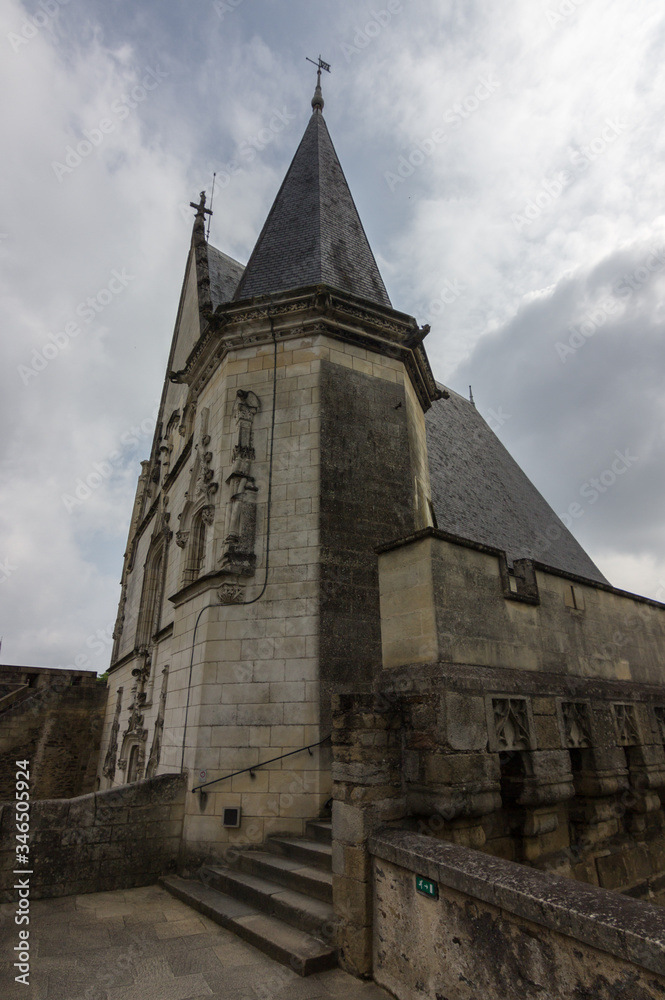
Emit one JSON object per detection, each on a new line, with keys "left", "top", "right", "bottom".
{"left": 426, "top": 387, "right": 609, "bottom": 583}
{"left": 207, "top": 244, "right": 245, "bottom": 309}
{"left": 234, "top": 111, "right": 391, "bottom": 307}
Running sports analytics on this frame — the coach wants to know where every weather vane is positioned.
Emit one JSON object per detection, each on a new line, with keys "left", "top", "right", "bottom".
{"left": 306, "top": 55, "right": 330, "bottom": 112}
{"left": 306, "top": 54, "right": 331, "bottom": 83}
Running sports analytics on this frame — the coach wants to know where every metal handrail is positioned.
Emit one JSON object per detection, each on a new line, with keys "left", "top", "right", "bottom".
{"left": 191, "top": 734, "right": 331, "bottom": 792}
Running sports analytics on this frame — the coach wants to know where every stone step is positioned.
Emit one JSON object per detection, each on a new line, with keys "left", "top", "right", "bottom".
{"left": 237, "top": 850, "right": 333, "bottom": 903}
{"left": 267, "top": 836, "right": 333, "bottom": 871}
{"left": 202, "top": 865, "right": 335, "bottom": 938}
{"left": 160, "top": 875, "right": 337, "bottom": 977}
{"left": 305, "top": 820, "right": 332, "bottom": 844}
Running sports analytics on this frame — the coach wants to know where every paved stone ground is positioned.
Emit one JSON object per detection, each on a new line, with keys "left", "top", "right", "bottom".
{"left": 0, "top": 885, "right": 393, "bottom": 1000}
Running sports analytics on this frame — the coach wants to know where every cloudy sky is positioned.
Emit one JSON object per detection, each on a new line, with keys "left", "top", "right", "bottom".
{"left": 1, "top": 0, "right": 664, "bottom": 672}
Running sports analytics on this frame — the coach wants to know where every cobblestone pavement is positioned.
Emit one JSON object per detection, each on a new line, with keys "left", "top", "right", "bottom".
{"left": 0, "top": 885, "right": 393, "bottom": 1000}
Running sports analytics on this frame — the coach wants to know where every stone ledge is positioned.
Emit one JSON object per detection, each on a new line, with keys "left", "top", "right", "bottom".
{"left": 369, "top": 828, "right": 665, "bottom": 977}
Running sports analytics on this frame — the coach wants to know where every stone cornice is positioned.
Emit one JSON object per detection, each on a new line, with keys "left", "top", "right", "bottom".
{"left": 168, "top": 284, "right": 445, "bottom": 412}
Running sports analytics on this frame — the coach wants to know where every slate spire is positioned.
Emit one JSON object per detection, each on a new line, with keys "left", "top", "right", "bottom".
{"left": 234, "top": 87, "right": 391, "bottom": 308}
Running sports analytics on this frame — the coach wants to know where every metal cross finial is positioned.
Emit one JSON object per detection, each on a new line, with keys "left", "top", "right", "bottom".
{"left": 190, "top": 190, "right": 213, "bottom": 220}
{"left": 306, "top": 55, "right": 331, "bottom": 112}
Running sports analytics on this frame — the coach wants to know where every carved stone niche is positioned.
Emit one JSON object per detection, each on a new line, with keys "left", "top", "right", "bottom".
{"left": 559, "top": 700, "right": 593, "bottom": 749}
{"left": 613, "top": 702, "right": 641, "bottom": 746}
{"left": 219, "top": 389, "right": 261, "bottom": 577}
{"left": 486, "top": 696, "right": 535, "bottom": 753}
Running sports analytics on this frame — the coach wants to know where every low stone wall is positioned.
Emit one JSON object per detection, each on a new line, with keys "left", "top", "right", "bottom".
{"left": 370, "top": 828, "right": 665, "bottom": 1000}
{"left": 0, "top": 773, "right": 186, "bottom": 901}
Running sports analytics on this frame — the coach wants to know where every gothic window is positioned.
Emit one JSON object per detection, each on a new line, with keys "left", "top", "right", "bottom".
{"left": 136, "top": 539, "right": 165, "bottom": 649}
{"left": 182, "top": 507, "right": 211, "bottom": 586}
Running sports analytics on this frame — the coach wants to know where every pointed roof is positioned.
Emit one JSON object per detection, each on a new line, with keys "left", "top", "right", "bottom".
{"left": 234, "top": 109, "right": 391, "bottom": 307}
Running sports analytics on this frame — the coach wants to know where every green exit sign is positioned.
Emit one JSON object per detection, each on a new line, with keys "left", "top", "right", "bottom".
{"left": 416, "top": 875, "right": 438, "bottom": 899}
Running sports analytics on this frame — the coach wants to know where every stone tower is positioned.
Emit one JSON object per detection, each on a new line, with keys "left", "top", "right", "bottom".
{"left": 99, "top": 77, "right": 441, "bottom": 861}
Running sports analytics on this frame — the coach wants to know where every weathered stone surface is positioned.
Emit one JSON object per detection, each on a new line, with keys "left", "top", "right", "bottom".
{"left": 370, "top": 829, "right": 665, "bottom": 999}
{"left": 0, "top": 773, "right": 187, "bottom": 900}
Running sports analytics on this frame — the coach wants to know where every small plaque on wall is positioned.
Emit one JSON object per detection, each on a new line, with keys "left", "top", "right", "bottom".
{"left": 416, "top": 875, "right": 438, "bottom": 899}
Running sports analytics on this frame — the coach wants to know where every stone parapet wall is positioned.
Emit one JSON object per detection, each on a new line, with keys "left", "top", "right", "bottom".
{"left": 378, "top": 529, "right": 665, "bottom": 684}
{"left": 375, "top": 660, "right": 665, "bottom": 890}
{"left": 0, "top": 773, "right": 186, "bottom": 901}
{"left": 330, "top": 674, "right": 665, "bottom": 978}
{"left": 370, "top": 828, "right": 665, "bottom": 1000}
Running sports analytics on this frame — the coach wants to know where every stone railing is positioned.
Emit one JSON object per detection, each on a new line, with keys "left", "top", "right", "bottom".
{"left": 370, "top": 828, "right": 665, "bottom": 1000}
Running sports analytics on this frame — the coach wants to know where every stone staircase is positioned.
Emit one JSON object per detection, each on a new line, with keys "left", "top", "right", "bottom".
{"left": 161, "top": 819, "right": 336, "bottom": 976}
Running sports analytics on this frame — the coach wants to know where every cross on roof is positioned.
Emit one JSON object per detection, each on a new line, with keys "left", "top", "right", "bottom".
{"left": 190, "top": 191, "right": 212, "bottom": 219}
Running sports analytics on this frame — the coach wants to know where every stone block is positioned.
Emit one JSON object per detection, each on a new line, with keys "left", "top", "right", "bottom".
{"left": 444, "top": 692, "right": 487, "bottom": 751}
{"left": 333, "top": 801, "right": 368, "bottom": 845}
{"left": 595, "top": 850, "right": 630, "bottom": 890}
{"left": 424, "top": 750, "right": 499, "bottom": 787}
{"left": 66, "top": 792, "right": 97, "bottom": 828}
{"left": 533, "top": 713, "right": 563, "bottom": 750}
{"left": 333, "top": 873, "right": 373, "bottom": 927}
{"left": 237, "top": 703, "right": 284, "bottom": 726}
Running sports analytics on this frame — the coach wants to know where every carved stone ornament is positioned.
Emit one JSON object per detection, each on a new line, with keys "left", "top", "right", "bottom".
{"left": 146, "top": 666, "right": 169, "bottom": 779}
{"left": 175, "top": 529, "right": 189, "bottom": 549}
{"left": 613, "top": 703, "right": 640, "bottom": 746}
{"left": 220, "top": 390, "right": 261, "bottom": 576}
{"left": 561, "top": 701, "right": 592, "bottom": 748}
{"left": 193, "top": 410, "right": 218, "bottom": 505}
{"left": 218, "top": 583, "right": 245, "bottom": 605}
{"left": 492, "top": 697, "right": 531, "bottom": 751}
{"left": 201, "top": 505, "right": 215, "bottom": 527}
{"left": 102, "top": 686, "right": 123, "bottom": 781}
{"left": 112, "top": 584, "right": 127, "bottom": 642}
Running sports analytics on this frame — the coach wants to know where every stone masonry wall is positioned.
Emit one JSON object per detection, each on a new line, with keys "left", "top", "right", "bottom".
{"left": 330, "top": 670, "right": 665, "bottom": 977}
{"left": 371, "top": 829, "right": 665, "bottom": 1000}
{"left": 101, "top": 323, "right": 429, "bottom": 862}
{"left": 319, "top": 360, "right": 414, "bottom": 732}
{"left": 379, "top": 530, "right": 665, "bottom": 684}
{"left": 0, "top": 773, "right": 186, "bottom": 901}
{"left": 0, "top": 668, "right": 106, "bottom": 801}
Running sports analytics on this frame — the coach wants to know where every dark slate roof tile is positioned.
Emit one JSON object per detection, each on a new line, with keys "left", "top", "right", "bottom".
{"left": 207, "top": 245, "right": 245, "bottom": 309}
{"left": 426, "top": 386, "right": 609, "bottom": 584}
{"left": 234, "top": 111, "right": 391, "bottom": 307}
